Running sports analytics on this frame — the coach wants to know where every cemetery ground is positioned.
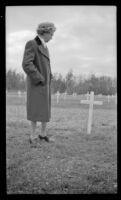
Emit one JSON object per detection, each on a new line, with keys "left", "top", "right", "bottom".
{"left": 6, "top": 93, "right": 117, "bottom": 194}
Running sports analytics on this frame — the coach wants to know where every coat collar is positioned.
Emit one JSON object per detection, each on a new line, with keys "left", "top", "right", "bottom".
{"left": 34, "top": 36, "right": 49, "bottom": 60}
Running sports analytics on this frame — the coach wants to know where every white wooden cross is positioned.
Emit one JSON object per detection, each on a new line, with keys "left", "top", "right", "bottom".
{"left": 81, "top": 91, "right": 103, "bottom": 134}
{"left": 107, "top": 95, "right": 111, "bottom": 103}
{"left": 18, "top": 90, "right": 21, "bottom": 97}
{"left": 56, "top": 91, "right": 60, "bottom": 104}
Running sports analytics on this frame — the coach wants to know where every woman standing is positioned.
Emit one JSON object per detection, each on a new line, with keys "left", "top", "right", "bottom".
{"left": 22, "top": 22, "right": 56, "bottom": 144}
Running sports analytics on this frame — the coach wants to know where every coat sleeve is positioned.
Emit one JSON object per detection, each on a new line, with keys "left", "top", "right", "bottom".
{"left": 22, "top": 40, "right": 45, "bottom": 85}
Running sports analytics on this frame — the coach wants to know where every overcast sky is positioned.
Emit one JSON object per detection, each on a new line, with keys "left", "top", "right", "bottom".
{"left": 6, "top": 6, "right": 116, "bottom": 78}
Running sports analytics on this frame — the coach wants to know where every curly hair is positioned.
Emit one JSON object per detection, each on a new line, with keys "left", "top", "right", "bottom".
{"left": 36, "top": 22, "right": 56, "bottom": 36}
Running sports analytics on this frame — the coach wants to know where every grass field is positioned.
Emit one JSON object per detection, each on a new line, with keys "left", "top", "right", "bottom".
{"left": 6, "top": 92, "right": 117, "bottom": 194}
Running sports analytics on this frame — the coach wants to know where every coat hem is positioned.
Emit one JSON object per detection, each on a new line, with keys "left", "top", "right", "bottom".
{"left": 27, "top": 118, "right": 50, "bottom": 122}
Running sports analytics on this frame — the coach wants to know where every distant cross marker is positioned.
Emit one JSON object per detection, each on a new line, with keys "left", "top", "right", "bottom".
{"left": 107, "top": 95, "right": 111, "bottom": 103}
{"left": 81, "top": 91, "right": 103, "bottom": 134}
{"left": 56, "top": 91, "right": 60, "bottom": 103}
{"left": 18, "top": 90, "right": 21, "bottom": 97}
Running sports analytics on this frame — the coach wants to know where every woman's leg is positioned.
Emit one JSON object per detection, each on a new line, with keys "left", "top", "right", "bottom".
{"left": 30, "top": 121, "right": 38, "bottom": 140}
{"left": 38, "top": 122, "right": 54, "bottom": 142}
{"left": 41, "top": 122, "right": 47, "bottom": 137}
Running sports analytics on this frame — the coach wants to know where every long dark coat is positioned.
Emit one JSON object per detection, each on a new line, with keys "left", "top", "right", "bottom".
{"left": 22, "top": 36, "right": 52, "bottom": 122}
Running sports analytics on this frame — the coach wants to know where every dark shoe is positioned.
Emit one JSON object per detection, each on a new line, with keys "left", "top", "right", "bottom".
{"left": 38, "top": 135, "right": 49, "bottom": 142}
{"left": 43, "top": 136, "right": 50, "bottom": 142}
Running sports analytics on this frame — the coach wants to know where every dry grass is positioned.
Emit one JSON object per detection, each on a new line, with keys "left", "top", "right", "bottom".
{"left": 6, "top": 93, "right": 117, "bottom": 194}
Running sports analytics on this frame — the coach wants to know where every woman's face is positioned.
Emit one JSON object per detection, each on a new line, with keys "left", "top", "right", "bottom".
{"left": 43, "top": 32, "right": 54, "bottom": 43}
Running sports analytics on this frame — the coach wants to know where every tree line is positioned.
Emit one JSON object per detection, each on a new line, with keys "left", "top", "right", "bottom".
{"left": 6, "top": 69, "right": 117, "bottom": 95}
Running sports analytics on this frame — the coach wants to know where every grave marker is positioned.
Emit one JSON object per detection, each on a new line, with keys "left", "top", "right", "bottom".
{"left": 18, "top": 90, "right": 21, "bottom": 97}
{"left": 56, "top": 91, "right": 60, "bottom": 103}
{"left": 81, "top": 91, "right": 103, "bottom": 134}
{"left": 107, "top": 95, "right": 111, "bottom": 103}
